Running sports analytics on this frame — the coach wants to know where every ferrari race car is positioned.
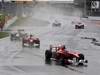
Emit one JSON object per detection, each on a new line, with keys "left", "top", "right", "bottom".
{"left": 45, "top": 45, "right": 88, "bottom": 66}
{"left": 10, "top": 29, "right": 27, "bottom": 41}
{"left": 52, "top": 20, "right": 61, "bottom": 27}
{"left": 22, "top": 35, "right": 40, "bottom": 48}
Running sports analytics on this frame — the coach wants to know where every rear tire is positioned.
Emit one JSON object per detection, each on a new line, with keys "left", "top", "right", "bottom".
{"left": 75, "top": 25, "right": 78, "bottom": 29}
{"left": 78, "top": 54, "right": 85, "bottom": 66}
{"left": 79, "top": 54, "right": 84, "bottom": 60}
{"left": 78, "top": 62, "right": 84, "bottom": 66}
{"left": 45, "top": 50, "right": 52, "bottom": 61}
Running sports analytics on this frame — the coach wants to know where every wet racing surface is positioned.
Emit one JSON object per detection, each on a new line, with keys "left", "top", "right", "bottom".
{"left": 0, "top": 3, "right": 100, "bottom": 75}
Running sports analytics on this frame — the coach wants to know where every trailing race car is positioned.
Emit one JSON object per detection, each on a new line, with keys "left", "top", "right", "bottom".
{"left": 75, "top": 22, "right": 84, "bottom": 29}
{"left": 52, "top": 20, "right": 61, "bottom": 27}
{"left": 22, "top": 35, "right": 40, "bottom": 48}
{"left": 10, "top": 29, "right": 27, "bottom": 41}
{"left": 45, "top": 45, "right": 88, "bottom": 66}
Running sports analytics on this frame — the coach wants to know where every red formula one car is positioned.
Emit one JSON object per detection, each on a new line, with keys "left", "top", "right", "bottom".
{"left": 22, "top": 35, "right": 40, "bottom": 48}
{"left": 45, "top": 45, "right": 88, "bottom": 66}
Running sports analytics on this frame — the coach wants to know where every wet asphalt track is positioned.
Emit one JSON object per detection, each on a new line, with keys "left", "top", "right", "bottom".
{"left": 0, "top": 2, "right": 100, "bottom": 75}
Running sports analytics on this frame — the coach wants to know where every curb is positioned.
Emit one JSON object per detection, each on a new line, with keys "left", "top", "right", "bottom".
{"left": 3, "top": 16, "right": 18, "bottom": 30}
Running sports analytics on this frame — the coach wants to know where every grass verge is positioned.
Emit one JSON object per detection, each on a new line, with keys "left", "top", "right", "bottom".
{"left": 0, "top": 32, "right": 9, "bottom": 39}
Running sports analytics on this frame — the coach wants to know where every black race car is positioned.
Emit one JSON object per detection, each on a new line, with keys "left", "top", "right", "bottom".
{"left": 75, "top": 22, "right": 84, "bottom": 29}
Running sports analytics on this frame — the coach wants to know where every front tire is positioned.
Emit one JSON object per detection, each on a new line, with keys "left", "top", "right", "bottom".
{"left": 78, "top": 54, "right": 84, "bottom": 60}
{"left": 60, "top": 58, "right": 65, "bottom": 66}
{"left": 77, "top": 54, "right": 85, "bottom": 66}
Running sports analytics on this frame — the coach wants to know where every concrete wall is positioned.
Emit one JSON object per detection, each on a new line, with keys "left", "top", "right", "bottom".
{"left": 36, "top": 0, "right": 74, "bottom": 3}
{"left": 74, "top": 0, "right": 85, "bottom": 7}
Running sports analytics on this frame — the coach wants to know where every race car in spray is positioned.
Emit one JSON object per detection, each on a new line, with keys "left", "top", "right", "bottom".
{"left": 52, "top": 20, "right": 61, "bottom": 27}
{"left": 10, "top": 29, "right": 27, "bottom": 41}
{"left": 22, "top": 35, "right": 40, "bottom": 48}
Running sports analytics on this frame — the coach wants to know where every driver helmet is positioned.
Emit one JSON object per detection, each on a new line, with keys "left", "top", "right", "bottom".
{"left": 58, "top": 45, "right": 65, "bottom": 50}
{"left": 57, "top": 44, "right": 62, "bottom": 50}
{"left": 62, "top": 45, "right": 66, "bottom": 49}
{"left": 60, "top": 45, "right": 66, "bottom": 50}
{"left": 30, "top": 35, "right": 33, "bottom": 37}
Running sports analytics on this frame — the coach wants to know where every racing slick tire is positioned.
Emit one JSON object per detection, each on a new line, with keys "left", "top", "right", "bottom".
{"left": 78, "top": 54, "right": 84, "bottom": 60}
{"left": 45, "top": 50, "right": 52, "bottom": 61}
{"left": 75, "top": 25, "right": 78, "bottom": 29}
{"left": 78, "top": 54, "right": 85, "bottom": 65}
